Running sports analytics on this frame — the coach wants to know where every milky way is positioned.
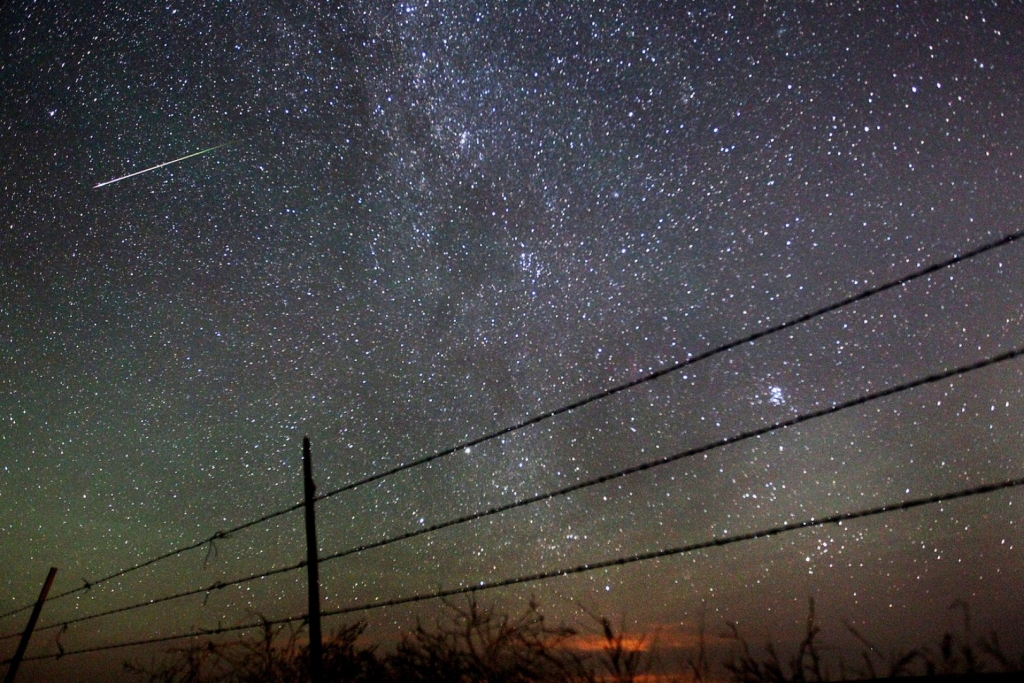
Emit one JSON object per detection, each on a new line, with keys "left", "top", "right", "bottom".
{"left": 2, "top": 2, "right": 1024, "bottom": 680}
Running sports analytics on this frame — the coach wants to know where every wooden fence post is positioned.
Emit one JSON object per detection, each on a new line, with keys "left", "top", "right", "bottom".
{"left": 303, "top": 436, "right": 323, "bottom": 683}
{"left": 3, "top": 567, "right": 57, "bottom": 683}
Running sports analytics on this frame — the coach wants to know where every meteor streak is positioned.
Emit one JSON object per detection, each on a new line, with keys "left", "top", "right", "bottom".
{"left": 93, "top": 141, "right": 236, "bottom": 188}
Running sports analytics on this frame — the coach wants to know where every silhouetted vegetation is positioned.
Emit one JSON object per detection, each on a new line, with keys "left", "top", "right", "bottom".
{"left": 123, "top": 616, "right": 384, "bottom": 683}
{"left": 124, "top": 598, "right": 656, "bottom": 683}
{"left": 721, "top": 599, "right": 1023, "bottom": 682}
{"left": 125, "top": 597, "right": 1023, "bottom": 682}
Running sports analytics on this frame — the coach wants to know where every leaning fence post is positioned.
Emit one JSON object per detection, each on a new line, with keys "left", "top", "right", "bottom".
{"left": 302, "top": 436, "right": 324, "bottom": 683}
{"left": 3, "top": 566, "right": 57, "bottom": 683}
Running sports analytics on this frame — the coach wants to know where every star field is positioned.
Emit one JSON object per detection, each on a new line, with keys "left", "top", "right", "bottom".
{"left": 3, "top": 1, "right": 1024, "bottom": 679}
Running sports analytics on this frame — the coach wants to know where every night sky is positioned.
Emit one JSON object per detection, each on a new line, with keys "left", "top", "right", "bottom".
{"left": 3, "top": 1, "right": 1024, "bottom": 680}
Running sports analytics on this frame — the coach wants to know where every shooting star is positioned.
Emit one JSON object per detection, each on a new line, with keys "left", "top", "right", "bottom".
{"left": 93, "top": 140, "right": 237, "bottom": 189}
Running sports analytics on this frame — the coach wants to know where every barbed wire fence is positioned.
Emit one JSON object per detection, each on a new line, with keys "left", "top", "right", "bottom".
{"left": 3, "top": 228, "right": 1024, "bottom": 671}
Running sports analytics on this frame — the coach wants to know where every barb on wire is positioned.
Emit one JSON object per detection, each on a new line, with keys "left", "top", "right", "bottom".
{"left": 18, "top": 476, "right": 1024, "bottom": 662}
{"left": 55, "top": 623, "right": 67, "bottom": 659}
{"left": 202, "top": 581, "right": 228, "bottom": 607}
{"left": 3, "top": 228, "right": 1019, "bottom": 626}
{"left": 203, "top": 538, "right": 219, "bottom": 570}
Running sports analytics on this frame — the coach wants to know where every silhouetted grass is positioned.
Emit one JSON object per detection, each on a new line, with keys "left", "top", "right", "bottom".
{"left": 124, "top": 597, "right": 1022, "bottom": 682}
{"left": 720, "top": 598, "right": 1023, "bottom": 682}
